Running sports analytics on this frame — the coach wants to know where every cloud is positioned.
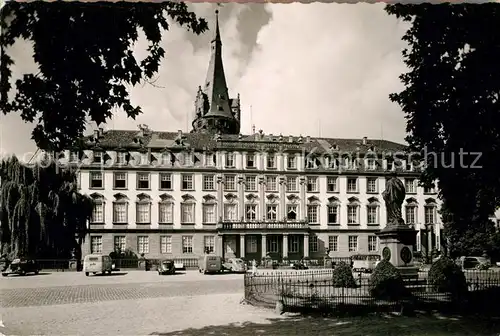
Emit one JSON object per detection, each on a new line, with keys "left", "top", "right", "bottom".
{"left": 0, "top": 3, "right": 409, "bottom": 158}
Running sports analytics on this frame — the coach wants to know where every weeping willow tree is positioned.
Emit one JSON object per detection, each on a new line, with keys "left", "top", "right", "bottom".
{"left": 0, "top": 155, "right": 93, "bottom": 259}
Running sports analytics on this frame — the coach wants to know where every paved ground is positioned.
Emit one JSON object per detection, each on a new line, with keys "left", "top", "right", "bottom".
{"left": 2, "top": 269, "right": 500, "bottom": 336}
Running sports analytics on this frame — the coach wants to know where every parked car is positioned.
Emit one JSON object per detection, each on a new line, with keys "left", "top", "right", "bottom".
{"left": 457, "top": 256, "right": 492, "bottom": 270}
{"left": 198, "top": 254, "right": 224, "bottom": 274}
{"left": 158, "top": 260, "right": 176, "bottom": 275}
{"left": 352, "top": 254, "right": 381, "bottom": 273}
{"left": 2, "top": 258, "right": 40, "bottom": 276}
{"left": 83, "top": 254, "right": 113, "bottom": 276}
{"left": 222, "top": 258, "right": 247, "bottom": 273}
{"left": 292, "top": 261, "right": 309, "bottom": 270}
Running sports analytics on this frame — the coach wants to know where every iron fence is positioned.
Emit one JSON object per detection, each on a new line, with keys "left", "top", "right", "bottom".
{"left": 244, "top": 269, "right": 500, "bottom": 315}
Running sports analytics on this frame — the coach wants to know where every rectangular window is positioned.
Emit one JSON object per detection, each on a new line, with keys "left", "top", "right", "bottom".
{"left": 246, "top": 236, "right": 257, "bottom": 253}
{"left": 405, "top": 178, "right": 416, "bottom": 194}
{"left": 113, "top": 203, "right": 127, "bottom": 223}
{"left": 225, "top": 152, "right": 235, "bottom": 168}
{"left": 91, "top": 236, "right": 103, "bottom": 254}
{"left": 327, "top": 205, "right": 338, "bottom": 224}
{"left": 159, "top": 202, "right": 173, "bottom": 223}
{"left": 69, "top": 151, "right": 79, "bottom": 163}
{"left": 92, "top": 203, "right": 104, "bottom": 223}
{"left": 116, "top": 152, "right": 127, "bottom": 165}
{"left": 246, "top": 154, "right": 255, "bottom": 168}
{"left": 266, "top": 204, "right": 278, "bottom": 221}
{"left": 286, "top": 176, "right": 298, "bottom": 192}
{"left": 136, "top": 203, "right": 150, "bottom": 224}
{"left": 328, "top": 236, "right": 338, "bottom": 252}
{"left": 309, "top": 235, "right": 318, "bottom": 253}
{"left": 90, "top": 172, "right": 103, "bottom": 189}
{"left": 202, "top": 204, "right": 216, "bottom": 223}
{"left": 205, "top": 153, "right": 216, "bottom": 167}
{"left": 224, "top": 203, "right": 238, "bottom": 221}
{"left": 224, "top": 175, "right": 236, "bottom": 191}
{"left": 137, "top": 236, "right": 149, "bottom": 254}
{"left": 137, "top": 173, "right": 150, "bottom": 190}
{"left": 287, "top": 155, "right": 296, "bottom": 169}
{"left": 181, "top": 174, "right": 194, "bottom": 190}
{"left": 267, "top": 154, "right": 276, "bottom": 169}
{"left": 348, "top": 205, "right": 358, "bottom": 224}
{"left": 93, "top": 152, "right": 102, "bottom": 164}
{"left": 245, "top": 176, "right": 257, "bottom": 191}
{"left": 204, "top": 236, "right": 215, "bottom": 254}
{"left": 348, "top": 236, "right": 358, "bottom": 252}
{"left": 289, "top": 235, "right": 300, "bottom": 253}
{"left": 367, "top": 206, "right": 378, "bottom": 225}
{"left": 203, "top": 175, "right": 215, "bottom": 191}
{"left": 267, "top": 236, "right": 279, "bottom": 253}
{"left": 307, "top": 176, "right": 318, "bottom": 192}
{"left": 114, "top": 236, "right": 126, "bottom": 251}
{"left": 182, "top": 236, "right": 193, "bottom": 254}
{"left": 181, "top": 203, "right": 195, "bottom": 223}
{"left": 113, "top": 172, "right": 127, "bottom": 189}
{"left": 266, "top": 176, "right": 277, "bottom": 192}
{"left": 327, "top": 177, "right": 338, "bottom": 192}
{"left": 159, "top": 173, "right": 172, "bottom": 190}
{"left": 368, "top": 236, "right": 378, "bottom": 252}
{"left": 245, "top": 204, "right": 257, "bottom": 221}
{"left": 160, "top": 236, "right": 172, "bottom": 254}
{"left": 287, "top": 205, "right": 298, "bottom": 221}
{"left": 425, "top": 206, "right": 435, "bottom": 224}
{"left": 366, "top": 178, "right": 378, "bottom": 193}
{"left": 347, "top": 177, "right": 357, "bottom": 193}
{"left": 307, "top": 205, "right": 318, "bottom": 224}
{"left": 406, "top": 206, "right": 417, "bottom": 224}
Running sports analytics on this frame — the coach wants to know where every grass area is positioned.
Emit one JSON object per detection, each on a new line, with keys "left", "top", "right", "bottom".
{"left": 151, "top": 312, "right": 500, "bottom": 336}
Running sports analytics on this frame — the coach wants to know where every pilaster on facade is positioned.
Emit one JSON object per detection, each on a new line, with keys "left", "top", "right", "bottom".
{"left": 299, "top": 176, "right": 307, "bottom": 222}
{"left": 303, "top": 233, "right": 309, "bottom": 258}
{"left": 279, "top": 176, "right": 286, "bottom": 220}
{"left": 240, "top": 234, "right": 245, "bottom": 258}
{"left": 238, "top": 175, "right": 245, "bottom": 221}
{"left": 258, "top": 175, "right": 266, "bottom": 220}
{"left": 261, "top": 234, "right": 267, "bottom": 257}
{"left": 216, "top": 174, "right": 224, "bottom": 222}
{"left": 283, "top": 233, "right": 289, "bottom": 258}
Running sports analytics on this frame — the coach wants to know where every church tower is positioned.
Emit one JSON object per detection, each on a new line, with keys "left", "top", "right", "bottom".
{"left": 191, "top": 10, "right": 241, "bottom": 135}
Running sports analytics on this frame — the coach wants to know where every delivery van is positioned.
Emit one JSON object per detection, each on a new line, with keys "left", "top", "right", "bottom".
{"left": 83, "top": 254, "right": 113, "bottom": 276}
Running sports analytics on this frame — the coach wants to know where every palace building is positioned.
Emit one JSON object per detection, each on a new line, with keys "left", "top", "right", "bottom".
{"left": 65, "top": 11, "right": 443, "bottom": 262}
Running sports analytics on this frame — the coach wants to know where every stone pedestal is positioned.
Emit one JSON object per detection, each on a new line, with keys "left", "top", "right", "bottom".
{"left": 376, "top": 225, "right": 419, "bottom": 279}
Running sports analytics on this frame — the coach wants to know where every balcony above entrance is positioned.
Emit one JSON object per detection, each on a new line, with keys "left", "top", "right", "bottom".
{"left": 216, "top": 220, "right": 309, "bottom": 232}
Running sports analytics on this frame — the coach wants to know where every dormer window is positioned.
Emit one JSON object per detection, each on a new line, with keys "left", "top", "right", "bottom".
{"left": 69, "top": 151, "right": 79, "bottom": 163}
{"left": 93, "top": 152, "right": 102, "bottom": 164}
{"left": 218, "top": 105, "right": 224, "bottom": 111}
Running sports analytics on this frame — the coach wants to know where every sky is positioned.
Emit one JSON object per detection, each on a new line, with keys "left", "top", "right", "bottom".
{"left": 0, "top": 2, "right": 411, "bottom": 160}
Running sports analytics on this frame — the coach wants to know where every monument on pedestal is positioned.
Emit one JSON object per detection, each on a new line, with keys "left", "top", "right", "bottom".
{"left": 376, "top": 174, "right": 418, "bottom": 279}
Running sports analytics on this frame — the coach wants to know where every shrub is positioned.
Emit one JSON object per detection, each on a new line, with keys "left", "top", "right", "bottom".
{"left": 428, "top": 256, "right": 468, "bottom": 297}
{"left": 331, "top": 262, "right": 357, "bottom": 288}
{"left": 369, "top": 260, "right": 410, "bottom": 300}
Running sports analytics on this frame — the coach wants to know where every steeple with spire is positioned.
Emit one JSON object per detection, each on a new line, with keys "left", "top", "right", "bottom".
{"left": 191, "top": 10, "right": 241, "bottom": 135}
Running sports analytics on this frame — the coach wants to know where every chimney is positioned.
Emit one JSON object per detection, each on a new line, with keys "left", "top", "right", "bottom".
{"left": 98, "top": 127, "right": 104, "bottom": 136}
{"left": 306, "top": 136, "right": 311, "bottom": 143}
{"left": 252, "top": 125, "right": 256, "bottom": 134}
{"left": 288, "top": 136, "right": 293, "bottom": 143}
{"left": 93, "top": 129, "right": 99, "bottom": 140}
{"left": 278, "top": 134, "right": 283, "bottom": 142}
{"left": 362, "top": 137, "right": 368, "bottom": 145}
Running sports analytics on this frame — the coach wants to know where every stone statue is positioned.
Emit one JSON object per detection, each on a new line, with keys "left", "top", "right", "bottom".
{"left": 383, "top": 175, "right": 406, "bottom": 226}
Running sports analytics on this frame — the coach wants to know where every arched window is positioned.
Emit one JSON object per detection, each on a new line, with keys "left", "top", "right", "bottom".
{"left": 136, "top": 193, "right": 151, "bottom": 224}
{"left": 202, "top": 195, "right": 217, "bottom": 224}
{"left": 327, "top": 196, "right": 340, "bottom": 225}
{"left": 366, "top": 197, "right": 380, "bottom": 225}
{"left": 245, "top": 194, "right": 258, "bottom": 221}
{"left": 286, "top": 194, "right": 300, "bottom": 221}
{"left": 266, "top": 194, "right": 279, "bottom": 221}
{"left": 307, "top": 196, "right": 321, "bottom": 224}
{"left": 347, "top": 197, "right": 360, "bottom": 225}
{"left": 90, "top": 193, "right": 105, "bottom": 224}
{"left": 158, "top": 194, "right": 174, "bottom": 224}
{"left": 181, "top": 194, "right": 196, "bottom": 224}
{"left": 405, "top": 198, "right": 418, "bottom": 225}
{"left": 424, "top": 198, "right": 437, "bottom": 224}
{"left": 113, "top": 193, "right": 129, "bottom": 224}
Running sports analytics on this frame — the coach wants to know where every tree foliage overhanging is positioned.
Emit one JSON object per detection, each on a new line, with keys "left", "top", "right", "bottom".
{"left": 0, "top": 1, "right": 208, "bottom": 151}
{"left": 0, "top": 156, "right": 93, "bottom": 259}
{"left": 386, "top": 4, "right": 500, "bottom": 256}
